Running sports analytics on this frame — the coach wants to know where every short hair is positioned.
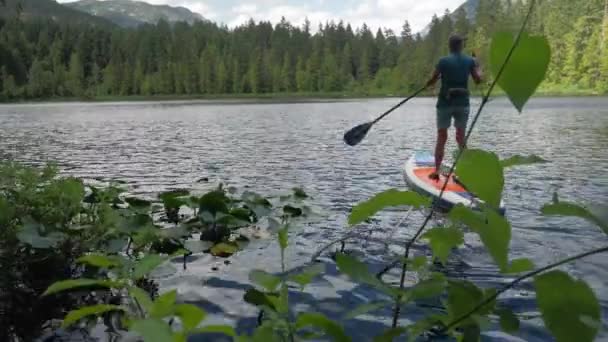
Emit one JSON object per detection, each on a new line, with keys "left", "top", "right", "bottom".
{"left": 449, "top": 34, "right": 464, "bottom": 53}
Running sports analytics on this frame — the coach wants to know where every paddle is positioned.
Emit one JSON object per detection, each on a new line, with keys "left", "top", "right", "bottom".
{"left": 343, "top": 86, "right": 427, "bottom": 146}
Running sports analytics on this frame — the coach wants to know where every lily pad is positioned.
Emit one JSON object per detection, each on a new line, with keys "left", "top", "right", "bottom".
{"left": 210, "top": 242, "right": 239, "bottom": 257}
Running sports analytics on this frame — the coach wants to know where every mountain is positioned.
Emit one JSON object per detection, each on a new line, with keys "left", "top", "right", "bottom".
{"left": 0, "top": 0, "right": 114, "bottom": 27}
{"left": 458, "top": 0, "right": 480, "bottom": 20}
{"left": 65, "top": 0, "right": 205, "bottom": 27}
{"left": 419, "top": 0, "right": 479, "bottom": 35}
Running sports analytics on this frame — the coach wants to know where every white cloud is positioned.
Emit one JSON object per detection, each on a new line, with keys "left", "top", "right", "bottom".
{"left": 57, "top": 0, "right": 468, "bottom": 33}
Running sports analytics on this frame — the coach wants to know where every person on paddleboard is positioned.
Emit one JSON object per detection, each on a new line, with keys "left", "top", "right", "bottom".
{"left": 425, "top": 34, "right": 482, "bottom": 181}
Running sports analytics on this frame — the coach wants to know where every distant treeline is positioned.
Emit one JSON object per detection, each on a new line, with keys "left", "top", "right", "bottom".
{"left": 0, "top": 0, "right": 606, "bottom": 100}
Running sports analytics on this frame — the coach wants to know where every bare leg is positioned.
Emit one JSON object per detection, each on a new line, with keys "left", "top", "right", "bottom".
{"left": 456, "top": 127, "right": 466, "bottom": 150}
{"left": 430, "top": 128, "right": 448, "bottom": 180}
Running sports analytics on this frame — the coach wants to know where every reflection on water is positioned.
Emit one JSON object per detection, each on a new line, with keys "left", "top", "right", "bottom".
{"left": 1, "top": 97, "right": 607, "bottom": 340}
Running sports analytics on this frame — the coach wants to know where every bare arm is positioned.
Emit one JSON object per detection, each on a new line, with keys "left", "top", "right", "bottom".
{"left": 471, "top": 59, "right": 483, "bottom": 85}
{"left": 426, "top": 68, "right": 440, "bottom": 87}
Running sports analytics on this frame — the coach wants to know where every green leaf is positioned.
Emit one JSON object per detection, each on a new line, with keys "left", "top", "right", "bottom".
{"left": 349, "top": 189, "right": 430, "bottom": 226}
{"left": 343, "top": 301, "right": 391, "bottom": 320}
{"left": 335, "top": 253, "right": 394, "bottom": 296}
{"left": 446, "top": 280, "right": 487, "bottom": 328}
{"left": 77, "top": 254, "right": 123, "bottom": 269}
{"left": 455, "top": 149, "right": 504, "bottom": 208}
{"left": 229, "top": 207, "right": 253, "bottom": 222}
{"left": 410, "top": 255, "right": 428, "bottom": 271}
{"left": 243, "top": 288, "right": 277, "bottom": 310}
{"left": 249, "top": 270, "right": 281, "bottom": 292}
{"left": 278, "top": 227, "right": 288, "bottom": 250}
{"left": 175, "top": 304, "right": 206, "bottom": 331}
{"left": 132, "top": 254, "right": 166, "bottom": 280}
{"left": 150, "top": 290, "right": 177, "bottom": 318}
{"left": 293, "top": 187, "right": 308, "bottom": 199}
{"left": 504, "top": 258, "right": 535, "bottom": 274}
{"left": 542, "top": 198, "right": 608, "bottom": 235}
{"left": 461, "top": 324, "right": 481, "bottom": 342}
{"left": 373, "top": 327, "right": 407, "bottom": 342}
{"left": 0, "top": 197, "right": 13, "bottom": 226}
{"left": 250, "top": 322, "right": 276, "bottom": 341}
{"left": 283, "top": 205, "right": 303, "bottom": 217}
{"left": 288, "top": 263, "right": 325, "bottom": 290}
{"left": 501, "top": 154, "right": 548, "bottom": 168}
{"left": 210, "top": 242, "right": 239, "bottom": 257}
{"left": 450, "top": 206, "right": 510, "bottom": 271}
{"left": 62, "top": 304, "right": 124, "bottom": 327}
{"left": 17, "top": 222, "right": 65, "bottom": 249}
{"left": 490, "top": 32, "right": 550, "bottom": 112}
{"left": 407, "top": 273, "right": 447, "bottom": 302}
{"left": 43, "top": 279, "right": 124, "bottom": 296}
{"left": 125, "top": 197, "right": 152, "bottom": 209}
{"left": 199, "top": 190, "right": 229, "bottom": 216}
{"left": 496, "top": 308, "right": 520, "bottom": 334}
{"left": 276, "top": 283, "right": 290, "bottom": 315}
{"left": 128, "top": 286, "right": 154, "bottom": 312}
{"left": 422, "top": 227, "right": 464, "bottom": 265}
{"left": 405, "top": 317, "right": 444, "bottom": 342}
{"left": 295, "top": 313, "right": 350, "bottom": 342}
{"left": 534, "top": 271, "right": 601, "bottom": 342}
{"left": 191, "top": 325, "right": 237, "bottom": 337}
{"left": 131, "top": 318, "right": 174, "bottom": 342}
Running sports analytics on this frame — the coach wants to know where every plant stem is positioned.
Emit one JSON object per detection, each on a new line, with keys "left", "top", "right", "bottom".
{"left": 444, "top": 245, "right": 608, "bottom": 331}
{"left": 390, "top": 0, "right": 538, "bottom": 329}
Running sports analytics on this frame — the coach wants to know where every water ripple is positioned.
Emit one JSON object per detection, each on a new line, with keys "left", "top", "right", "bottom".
{"left": 0, "top": 97, "right": 607, "bottom": 340}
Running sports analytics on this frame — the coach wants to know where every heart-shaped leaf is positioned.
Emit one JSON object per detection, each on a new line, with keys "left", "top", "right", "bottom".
{"left": 295, "top": 313, "right": 350, "bottom": 342}
{"left": 349, "top": 189, "right": 430, "bottom": 226}
{"left": 496, "top": 308, "right": 520, "bottom": 334}
{"left": 450, "top": 206, "right": 511, "bottom": 271}
{"left": 504, "top": 258, "right": 535, "bottom": 274}
{"left": 150, "top": 290, "right": 177, "bottom": 318}
{"left": 455, "top": 149, "right": 504, "bottom": 208}
{"left": 421, "top": 227, "right": 464, "bottom": 265}
{"left": 490, "top": 32, "right": 551, "bottom": 112}
{"left": 130, "top": 318, "right": 173, "bottom": 342}
{"left": 534, "top": 271, "right": 601, "bottom": 342}
{"left": 249, "top": 270, "right": 281, "bottom": 292}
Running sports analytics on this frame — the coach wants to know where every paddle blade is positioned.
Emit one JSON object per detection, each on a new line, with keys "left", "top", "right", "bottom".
{"left": 344, "top": 122, "right": 373, "bottom": 146}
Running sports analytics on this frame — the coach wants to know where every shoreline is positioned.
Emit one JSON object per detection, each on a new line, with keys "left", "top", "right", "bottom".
{"left": 1, "top": 90, "right": 606, "bottom": 105}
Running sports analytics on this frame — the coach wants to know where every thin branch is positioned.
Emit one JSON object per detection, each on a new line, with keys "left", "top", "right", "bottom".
{"left": 390, "top": 0, "right": 538, "bottom": 328}
{"left": 444, "top": 245, "right": 608, "bottom": 331}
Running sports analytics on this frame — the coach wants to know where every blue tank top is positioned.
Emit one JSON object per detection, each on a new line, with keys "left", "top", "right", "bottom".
{"left": 436, "top": 53, "right": 476, "bottom": 108}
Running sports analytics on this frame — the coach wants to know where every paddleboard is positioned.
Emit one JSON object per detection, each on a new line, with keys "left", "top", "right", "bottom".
{"left": 403, "top": 151, "right": 506, "bottom": 215}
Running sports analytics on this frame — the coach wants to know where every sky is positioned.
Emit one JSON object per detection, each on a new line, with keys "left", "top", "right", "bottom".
{"left": 58, "top": 0, "right": 467, "bottom": 33}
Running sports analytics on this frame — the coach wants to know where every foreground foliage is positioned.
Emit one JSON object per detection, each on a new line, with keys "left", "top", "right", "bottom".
{"left": 2, "top": 1, "right": 607, "bottom": 341}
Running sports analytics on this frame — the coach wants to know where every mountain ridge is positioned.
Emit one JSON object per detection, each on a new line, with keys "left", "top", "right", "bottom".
{"left": 65, "top": 0, "right": 205, "bottom": 27}
{"left": 0, "top": 0, "right": 114, "bottom": 27}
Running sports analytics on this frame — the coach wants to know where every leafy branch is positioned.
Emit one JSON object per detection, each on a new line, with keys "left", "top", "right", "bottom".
{"left": 443, "top": 245, "right": 608, "bottom": 331}
{"left": 389, "top": 0, "right": 539, "bottom": 328}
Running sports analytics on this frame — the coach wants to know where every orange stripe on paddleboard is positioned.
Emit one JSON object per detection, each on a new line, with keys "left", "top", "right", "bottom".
{"left": 413, "top": 167, "right": 467, "bottom": 192}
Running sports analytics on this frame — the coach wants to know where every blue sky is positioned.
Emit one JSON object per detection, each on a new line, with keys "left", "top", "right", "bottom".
{"left": 60, "top": 0, "right": 466, "bottom": 33}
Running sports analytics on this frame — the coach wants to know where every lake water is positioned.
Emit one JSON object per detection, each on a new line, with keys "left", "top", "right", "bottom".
{"left": 1, "top": 97, "right": 607, "bottom": 341}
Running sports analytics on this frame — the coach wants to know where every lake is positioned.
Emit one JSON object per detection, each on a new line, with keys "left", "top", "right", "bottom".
{"left": 1, "top": 97, "right": 607, "bottom": 341}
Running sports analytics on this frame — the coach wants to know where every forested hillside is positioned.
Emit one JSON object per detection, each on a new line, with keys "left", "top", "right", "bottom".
{"left": 0, "top": 0, "right": 606, "bottom": 101}
{"left": 0, "top": 0, "right": 113, "bottom": 27}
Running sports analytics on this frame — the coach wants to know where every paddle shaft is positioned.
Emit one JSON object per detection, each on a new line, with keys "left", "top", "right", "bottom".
{"left": 371, "top": 86, "right": 427, "bottom": 125}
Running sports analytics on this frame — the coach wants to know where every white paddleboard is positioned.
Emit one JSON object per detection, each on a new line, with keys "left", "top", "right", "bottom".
{"left": 403, "top": 151, "right": 506, "bottom": 215}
